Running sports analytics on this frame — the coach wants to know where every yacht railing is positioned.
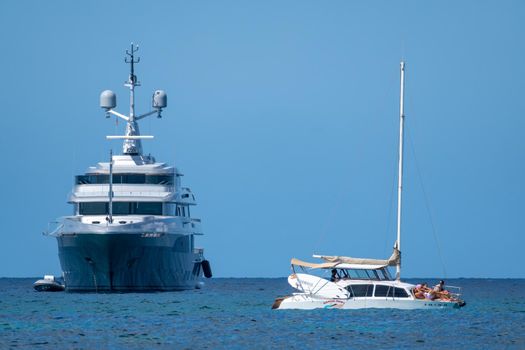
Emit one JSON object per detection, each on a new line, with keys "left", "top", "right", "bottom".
{"left": 194, "top": 248, "right": 204, "bottom": 255}
{"left": 445, "top": 285, "right": 462, "bottom": 299}
{"left": 43, "top": 221, "right": 64, "bottom": 236}
{"left": 72, "top": 190, "right": 173, "bottom": 197}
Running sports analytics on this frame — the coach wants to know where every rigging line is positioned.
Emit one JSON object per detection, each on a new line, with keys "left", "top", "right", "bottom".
{"left": 312, "top": 186, "right": 347, "bottom": 253}
{"left": 383, "top": 147, "right": 398, "bottom": 256}
{"left": 375, "top": 79, "right": 399, "bottom": 256}
{"left": 406, "top": 126, "right": 447, "bottom": 278}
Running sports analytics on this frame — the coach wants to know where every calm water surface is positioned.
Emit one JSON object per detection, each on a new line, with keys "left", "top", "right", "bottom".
{"left": 0, "top": 278, "right": 523, "bottom": 349}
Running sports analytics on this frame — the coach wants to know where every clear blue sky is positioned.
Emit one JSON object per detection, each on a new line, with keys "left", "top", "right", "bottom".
{"left": 0, "top": 1, "right": 523, "bottom": 278}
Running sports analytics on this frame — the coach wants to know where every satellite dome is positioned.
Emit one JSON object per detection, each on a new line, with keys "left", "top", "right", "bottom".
{"left": 152, "top": 90, "right": 167, "bottom": 109}
{"left": 100, "top": 90, "right": 116, "bottom": 109}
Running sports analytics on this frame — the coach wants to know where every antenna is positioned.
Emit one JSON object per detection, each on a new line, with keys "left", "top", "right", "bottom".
{"left": 125, "top": 43, "right": 140, "bottom": 87}
{"left": 99, "top": 44, "right": 168, "bottom": 155}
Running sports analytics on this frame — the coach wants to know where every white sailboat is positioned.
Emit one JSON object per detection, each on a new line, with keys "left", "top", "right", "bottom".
{"left": 273, "top": 62, "right": 466, "bottom": 310}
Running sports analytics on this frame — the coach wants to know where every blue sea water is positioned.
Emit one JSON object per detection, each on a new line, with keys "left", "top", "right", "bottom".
{"left": 0, "top": 278, "right": 524, "bottom": 349}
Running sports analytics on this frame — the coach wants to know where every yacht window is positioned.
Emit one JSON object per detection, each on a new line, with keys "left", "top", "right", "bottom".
{"left": 79, "top": 202, "right": 163, "bottom": 215}
{"left": 79, "top": 202, "right": 107, "bottom": 215}
{"left": 393, "top": 287, "right": 409, "bottom": 298}
{"left": 113, "top": 202, "right": 130, "bottom": 215}
{"left": 377, "top": 269, "right": 390, "bottom": 280}
{"left": 373, "top": 285, "right": 410, "bottom": 298}
{"left": 165, "top": 203, "right": 176, "bottom": 216}
{"left": 374, "top": 285, "right": 392, "bottom": 297}
{"left": 347, "top": 270, "right": 358, "bottom": 279}
{"left": 134, "top": 202, "right": 162, "bottom": 215}
{"left": 346, "top": 284, "right": 374, "bottom": 297}
{"left": 347, "top": 270, "right": 368, "bottom": 279}
{"left": 75, "top": 174, "right": 173, "bottom": 185}
{"left": 121, "top": 174, "right": 145, "bottom": 184}
{"left": 366, "top": 270, "right": 380, "bottom": 280}
{"left": 75, "top": 175, "right": 109, "bottom": 184}
{"left": 355, "top": 270, "right": 370, "bottom": 279}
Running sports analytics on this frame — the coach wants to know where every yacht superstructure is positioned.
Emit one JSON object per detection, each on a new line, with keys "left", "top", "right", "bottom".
{"left": 47, "top": 44, "right": 211, "bottom": 291}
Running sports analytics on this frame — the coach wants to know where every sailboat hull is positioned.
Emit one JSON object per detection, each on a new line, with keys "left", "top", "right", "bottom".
{"left": 274, "top": 294, "right": 464, "bottom": 310}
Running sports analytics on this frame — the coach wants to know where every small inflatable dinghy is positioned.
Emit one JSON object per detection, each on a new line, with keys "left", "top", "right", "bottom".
{"left": 33, "top": 275, "right": 65, "bottom": 292}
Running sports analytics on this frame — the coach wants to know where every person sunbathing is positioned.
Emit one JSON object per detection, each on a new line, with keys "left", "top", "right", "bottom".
{"left": 413, "top": 283, "right": 430, "bottom": 299}
{"left": 433, "top": 280, "right": 445, "bottom": 293}
{"left": 428, "top": 280, "right": 445, "bottom": 300}
{"left": 438, "top": 290, "right": 453, "bottom": 300}
{"left": 428, "top": 280, "right": 457, "bottom": 301}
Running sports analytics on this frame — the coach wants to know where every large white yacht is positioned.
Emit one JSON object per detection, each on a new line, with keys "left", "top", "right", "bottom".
{"left": 47, "top": 44, "right": 211, "bottom": 291}
{"left": 272, "top": 62, "right": 465, "bottom": 310}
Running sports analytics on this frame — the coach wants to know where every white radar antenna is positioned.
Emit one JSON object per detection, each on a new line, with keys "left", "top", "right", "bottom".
{"left": 100, "top": 43, "right": 168, "bottom": 155}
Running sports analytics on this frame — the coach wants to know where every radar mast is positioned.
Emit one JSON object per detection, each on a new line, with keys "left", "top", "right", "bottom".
{"left": 100, "top": 43, "right": 168, "bottom": 156}
{"left": 123, "top": 43, "right": 142, "bottom": 155}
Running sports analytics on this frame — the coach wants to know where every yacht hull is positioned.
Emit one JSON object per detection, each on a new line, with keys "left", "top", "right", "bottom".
{"left": 273, "top": 294, "right": 464, "bottom": 310}
{"left": 56, "top": 233, "right": 201, "bottom": 292}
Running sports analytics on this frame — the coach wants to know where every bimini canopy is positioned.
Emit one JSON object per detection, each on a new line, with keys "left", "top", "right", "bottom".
{"left": 290, "top": 258, "right": 389, "bottom": 270}
{"left": 290, "top": 258, "right": 337, "bottom": 269}
{"left": 314, "top": 248, "right": 400, "bottom": 267}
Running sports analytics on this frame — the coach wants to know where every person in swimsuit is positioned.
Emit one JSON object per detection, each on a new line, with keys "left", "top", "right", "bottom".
{"left": 413, "top": 282, "right": 429, "bottom": 299}
{"left": 430, "top": 280, "right": 445, "bottom": 300}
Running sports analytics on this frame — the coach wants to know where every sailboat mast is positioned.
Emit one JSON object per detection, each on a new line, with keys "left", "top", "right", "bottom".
{"left": 395, "top": 61, "right": 406, "bottom": 281}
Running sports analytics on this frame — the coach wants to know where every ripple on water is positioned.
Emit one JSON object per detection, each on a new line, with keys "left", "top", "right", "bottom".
{"left": 1, "top": 278, "right": 524, "bottom": 349}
